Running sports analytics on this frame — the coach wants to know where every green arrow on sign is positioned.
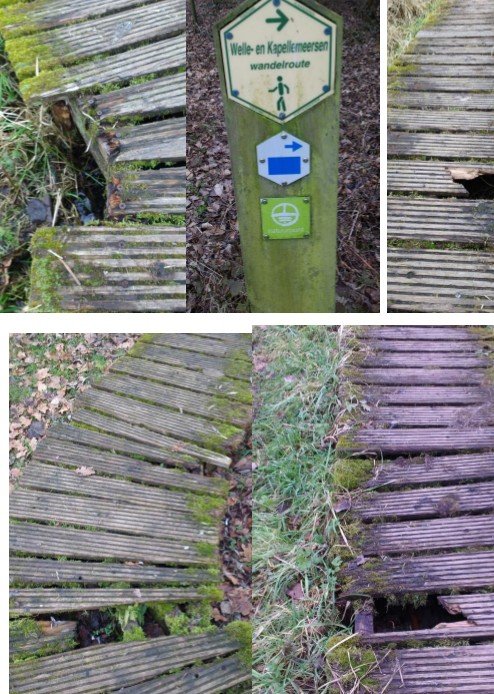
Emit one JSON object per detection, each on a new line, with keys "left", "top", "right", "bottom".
{"left": 266, "top": 8, "right": 289, "bottom": 31}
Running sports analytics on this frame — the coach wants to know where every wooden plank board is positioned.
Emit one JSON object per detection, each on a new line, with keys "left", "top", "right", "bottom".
{"left": 364, "top": 623, "right": 494, "bottom": 645}
{"left": 98, "top": 117, "right": 185, "bottom": 165}
{"left": 390, "top": 76, "right": 494, "bottom": 91}
{"left": 23, "top": 34, "right": 185, "bottom": 101}
{"left": 400, "top": 53, "right": 494, "bottom": 65}
{"left": 5, "top": 0, "right": 185, "bottom": 77}
{"left": 10, "top": 488, "right": 216, "bottom": 544}
{"left": 346, "top": 367, "right": 487, "bottom": 385}
{"left": 76, "top": 388, "right": 243, "bottom": 452}
{"left": 107, "top": 167, "right": 186, "bottom": 218}
{"left": 360, "top": 352, "right": 491, "bottom": 367}
{"left": 389, "top": 91, "right": 494, "bottom": 109}
{"left": 369, "top": 452, "right": 494, "bottom": 487}
{"left": 388, "top": 248, "right": 494, "bottom": 313}
{"left": 354, "top": 481, "right": 494, "bottom": 520}
{"left": 363, "top": 515, "right": 494, "bottom": 554}
{"left": 344, "top": 551, "right": 494, "bottom": 594}
{"left": 388, "top": 132, "right": 494, "bottom": 159}
{"left": 439, "top": 594, "right": 494, "bottom": 626}
{"left": 10, "top": 619, "right": 77, "bottom": 656}
{"left": 340, "top": 428, "right": 494, "bottom": 454}
{"left": 69, "top": 409, "right": 233, "bottom": 467}
{"left": 388, "top": 160, "right": 469, "bottom": 196}
{"left": 111, "top": 356, "right": 251, "bottom": 402}
{"left": 82, "top": 72, "right": 185, "bottom": 121}
{"left": 149, "top": 333, "right": 252, "bottom": 359}
{"left": 10, "top": 523, "right": 216, "bottom": 567}
{"left": 360, "top": 327, "right": 484, "bottom": 340}
{"left": 363, "top": 385, "right": 492, "bottom": 405}
{"left": 10, "top": 631, "right": 239, "bottom": 694}
{"left": 33, "top": 437, "right": 225, "bottom": 495}
{"left": 136, "top": 342, "right": 251, "bottom": 379}
{"left": 93, "top": 372, "right": 250, "bottom": 426}
{"left": 363, "top": 339, "right": 492, "bottom": 352}
{"left": 10, "top": 556, "right": 215, "bottom": 586}
{"left": 376, "top": 644, "right": 494, "bottom": 693}
{"left": 10, "top": 587, "right": 206, "bottom": 616}
{"left": 0, "top": 0, "right": 162, "bottom": 37}
{"left": 388, "top": 109, "right": 494, "bottom": 131}
{"left": 365, "top": 404, "right": 494, "bottom": 427}
{"left": 119, "top": 655, "right": 250, "bottom": 693}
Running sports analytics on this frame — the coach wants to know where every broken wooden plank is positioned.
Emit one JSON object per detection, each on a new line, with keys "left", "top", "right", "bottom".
{"left": 10, "top": 619, "right": 77, "bottom": 657}
{"left": 354, "top": 481, "right": 494, "bottom": 520}
{"left": 388, "top": 160, "right": 469, "bottom": 196}
{"left": 10, "top": 587, "right": 207, "bottom": 616}
{"left": 363, "top": 515, "right": 494, "bottom": 555}
{"left": 10, "top": 631, "right": 240, "bottom": 693}
{"left": 439, "top": 594, "right": 494, "bottom": 627}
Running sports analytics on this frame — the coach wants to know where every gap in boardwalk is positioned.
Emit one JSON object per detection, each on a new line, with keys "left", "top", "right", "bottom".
{"left": 373, "top": 595, "right": 466, "bottom": 633}
{"left": 453, "top": 172, "right": 494, "bottom": 200}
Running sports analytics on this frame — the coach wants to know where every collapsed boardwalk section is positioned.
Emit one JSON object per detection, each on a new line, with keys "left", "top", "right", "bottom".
{"left": 387, "top": 0, "right": 494, "bottom": 312}
{"left": 335, "top": 326, "right": 494, "bottom": 692}
{"left": 9, "top": 333, "right": 252, "bottom": 692}
{"left": 0, "top": 0, "right": 186, "bottom": 311}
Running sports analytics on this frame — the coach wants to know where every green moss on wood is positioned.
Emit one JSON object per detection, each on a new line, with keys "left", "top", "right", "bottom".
{"left": 225, "top": 621, "right": 252, "bottom": 669}
{"left": 186, "top": 492, "right": 226, "bottom": 525}
{"left": 29, "top": 227, "right": 67, "bottom": 312}
{"left": 332, "top": 457, "right": 374, "bottom": 491}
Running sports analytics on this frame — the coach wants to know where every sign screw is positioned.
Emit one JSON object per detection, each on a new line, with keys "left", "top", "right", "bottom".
{"left": 281, "top": 134, "right": 287, "bottom": 139}
{"left": 303, "top": 158, "right": 309, "bottom": 163}
{"left": 226, "top": 31, "right": 233, "bottom": 39}
{"left": 322, "top": 85, "right": 330, "bottom": 93}
{"left": 273, "top": 0, "right": 281, "bottom": 6}
{"left": 303, "top": 198, "right": 309, "bottom": 203}
{"left": 259, "top": 159, "right": 266, "bottom": 163}
{"left": 279, "top": 113, "right": 286, "bottom": 120}
{"left": 263, "top": 234, "right": 269, "bottom": 239}
{"left": 324, "top": 27, "right": 332, "bottom": 35}
{"left": 282, "top": 182, "right": 288, "bottom": 186}
{"left": 232, "top": 89, "right": 239, "bottom": 97}
{"left": 261, "top": 199, "right": 268, "bottom": 204}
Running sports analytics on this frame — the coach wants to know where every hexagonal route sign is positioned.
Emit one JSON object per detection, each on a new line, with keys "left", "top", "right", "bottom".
{"left": 220, "top": 0, "right": 337, "bottom": 122}
{"left": 257, "top": 131, "right": 310, "bottom": 185}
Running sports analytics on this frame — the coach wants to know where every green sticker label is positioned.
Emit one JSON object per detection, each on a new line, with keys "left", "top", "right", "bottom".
{"left": 260, "top": 196, "right": 311, "bottom": 239}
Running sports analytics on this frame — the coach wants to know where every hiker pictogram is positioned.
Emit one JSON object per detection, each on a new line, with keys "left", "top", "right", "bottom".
{"left": 269, "top": 76, "right": 290, "bottom": 113}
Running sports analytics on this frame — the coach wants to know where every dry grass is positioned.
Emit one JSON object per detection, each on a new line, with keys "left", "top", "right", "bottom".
{"left": 388, "top": 0, "right": 448, "bottom": 63}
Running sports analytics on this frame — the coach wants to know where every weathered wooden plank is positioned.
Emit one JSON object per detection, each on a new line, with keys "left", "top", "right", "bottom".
{"left": 363, "top": 385, "right": 492, "bottom": 405}
{"left": 388, "top": 160, "right": 469, "bottom": 196}
{"left": 369, "top": 452, "right": 494, "bottom": 487}
{"left": 0, "top": 0, "right": 162, "bottom": 37}
{"left": 340, "top": 428, "right": 494, "bottom": 454}
{"left": 93, "top": 372, "right": 250, "bottom": 426}
{"left": 365, "top": 404, "right": 494, "bottom": 427}
{"left": 364, "top": 623, "right": 494, "bottom": 645}
{"left": 376, "top": 644, "right": 494, "bottom": 693}
{"left": 354, "top": 481, "right": 494, "bottom": 520}
{"left": 347, "top": 367, "right": 487, "bottom": 385}
{"left": 82, "top": 73, "right": 185, "bottom": 122}
{"left": 10, "top": 587, "right": 206, "bottom": 616}
{"left": 389, "top": 132, "right": 494, "bottom": 159}
{"left": 10, "top": 556, "right": 215, "bottom": 586}
{"left": 344, "top": 551, "right": 494, "bottom": 594}
{"left": 34, "top": 437, "right": 225, "bottom": 495}
{"left": 10, "top": 631, "right": 240, "bottom": 694}
{"left": 22, "top": 34, "right": 185, "bottom": 102}
{"left": 364, "top": 515, "right": 494, "bottom": 554}
{"left": 107, "top": 167, "right": 186, "bottom": 218}
{"left": 10, "top": 619, "right": 77, "bottom": 656}
{"left": 390, "top": 76, "right": 494, "bottom": 91}
{"left": 388, "top": 109, "right": 494, "bottom": 131}
{"left": 149, "top": 333, "right": 252, "bottom": 360}
{"left": 401, "top": 53, "right": 494, "bottom": 65}
{"left": 60, "top": 297, "right": 186, "bottom": 313}
{"left": 76, "top": 388, "right": 244, "bottom": 453}
{"left": 10, "top": 523, "right": 216, "bottom": 567}
{"left": 389, "top": 91, "right": 494, "bottom": 109}
{"left": 111, "top": 356, "right": 251, "bottom": 402}
{"left": 119, "top": 655, "right": 250, "bottom": 693}
{"left": 5, "top": 0, "right": 185, "bottom": 78}
{"left": 360, "top": 327, "right": 485, "bottom": 341}
{"left": 439, "top": 594, "right": 494, "bottom": 626}
{"left": 362, "top": 339, "right": 492, "bottom": 352}
{"left": 98, "top": 117, "right": 185, "bottom": 165}
{"left": 10, "top": 488, "right": 216, "bottom": 545}
{"left": 69, "top": 409, "right": 233, "bottom": 467}
{"left": 135, "top": 342, "right": 251, "bottom": 379}
{"left": 360, "top": 352, "right": 491, "bottom": 367}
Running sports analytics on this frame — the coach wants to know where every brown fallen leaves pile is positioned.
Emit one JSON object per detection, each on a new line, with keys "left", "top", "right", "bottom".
{"left": 187, "top": 0, "right": 380, "bottom": 312}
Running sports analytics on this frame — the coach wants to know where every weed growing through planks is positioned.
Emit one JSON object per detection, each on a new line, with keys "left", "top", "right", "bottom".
{"left": 252, "top": 326, "right": 356, "bottom": 693}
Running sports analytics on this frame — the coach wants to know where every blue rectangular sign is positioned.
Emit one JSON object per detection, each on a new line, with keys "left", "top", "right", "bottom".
{"left": 268, "top": 157, "right": 301, "bottom": 176}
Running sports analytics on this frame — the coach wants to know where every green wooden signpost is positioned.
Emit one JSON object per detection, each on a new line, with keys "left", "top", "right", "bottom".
{"left": 214, "top": 0, "right": 342, "bottom": 312}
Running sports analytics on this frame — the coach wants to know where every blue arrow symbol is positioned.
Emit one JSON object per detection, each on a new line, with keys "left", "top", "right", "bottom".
{"left": 285, "top": 140, "right": 302, "bottom": 152}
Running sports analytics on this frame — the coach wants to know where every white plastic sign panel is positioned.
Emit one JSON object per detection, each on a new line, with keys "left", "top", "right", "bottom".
{"left": 220, "top": 0, "right": 337, "bottom": 122}
{"left": 257, "top": 131, "right": 310, "bottom": 185}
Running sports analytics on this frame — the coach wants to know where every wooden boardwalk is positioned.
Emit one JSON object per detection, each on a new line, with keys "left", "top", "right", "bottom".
{"left": 0, "top": 0, "right": 186, "bottom": 312}
{"left": 9, "top": 334, "right": 252, "bottom": 692}
{"left": 336, "top": 326, "right": 494, "bottom": 692}
{"left": 387, "top": 0, "right": 494, "bottom": 312}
